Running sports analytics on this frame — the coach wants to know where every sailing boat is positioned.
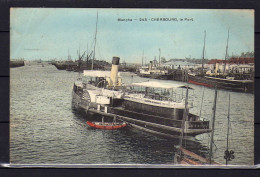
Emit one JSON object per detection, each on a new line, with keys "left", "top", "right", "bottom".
{"left": 75, "top": 12, "right": 108, "bottom": 72}
{"left": 65, "top": 49, "right": 75, "bottom": 71}
{"left": 188, "top": 30, "right": 254, "bottom": 93}
{"left": 175, "top": 88, "right": 220, "bottom": 165}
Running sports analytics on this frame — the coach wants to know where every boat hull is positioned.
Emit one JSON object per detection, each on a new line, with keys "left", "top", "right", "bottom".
{"left": 109, "top": 106, "right": 211, "bottom": 137}
{"left": 87, "top": 121, "right": 127, "bottom": 130}
{"left": 72, "top": 87, "right": 211, "bottom": 138}
{"left": 178, "top": 147, "right": 221, "bottom": 165}
{"left": 188, "top": 74, "right": 254, "bottom": 93}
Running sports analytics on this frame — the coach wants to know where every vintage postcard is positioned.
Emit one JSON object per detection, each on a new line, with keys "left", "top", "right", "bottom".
{"left": 10, "top": 8, "right": 254, "bottom": 167}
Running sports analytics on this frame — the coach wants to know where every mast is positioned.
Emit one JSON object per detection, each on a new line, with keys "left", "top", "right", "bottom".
{"left": 68, "top": 49, "right": 70, "bottom": 60}
{"left": 177, "top": 86, "right": 189, "bottom": 162}
{"left": 201, "top": 30, "right": 206, "bottom": 76}
{"left": 142, "top": 50, "right": 144, "bottom": 66}
{"left": 159, "top": 48, "right": 161, "bottom": 67}
{"left": 86, "top": 44, "right": 89, "bottom": 68}
{"left": 78, "top": 46, "right": 81, "bottom": 75}
{"left": 79, "top": 46, "right": 80, "bottom": 59}
{"left": 92, "top": 12, "right": 98, "bottom": 70}
{"left": 223, "top": 29, "right": 229, "bottom": 74}
{"left": 209, "top": 88, "right": 218, "bottom": 164}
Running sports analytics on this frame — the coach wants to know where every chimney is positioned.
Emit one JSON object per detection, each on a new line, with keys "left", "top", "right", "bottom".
{"left": 149, "top": 61, "right": 153, "bottom": 71}
{"left": 110, "top": 57, "right": 120, "bottom": 86}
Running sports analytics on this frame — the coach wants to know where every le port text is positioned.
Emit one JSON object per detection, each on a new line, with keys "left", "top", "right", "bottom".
{"left": 117, "top": 18, "right": 194, "bottom": 22}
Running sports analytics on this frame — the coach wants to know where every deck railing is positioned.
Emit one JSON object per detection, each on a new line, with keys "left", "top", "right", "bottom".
{"left": 124, "top": 92, "right": 185, "bottom": 108}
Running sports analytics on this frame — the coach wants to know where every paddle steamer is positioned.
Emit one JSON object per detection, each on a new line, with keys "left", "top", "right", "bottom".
{"left": 72, "top": 57, "right": 211, "bottom": 139}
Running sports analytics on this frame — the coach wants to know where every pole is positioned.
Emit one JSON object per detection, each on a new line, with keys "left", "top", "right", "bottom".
{"left": 224, "top": 29, "right": 229, "bottom": 74}
{"left": 209, "top": 88, "right": 218, "bottom": 164}
{"left": 78, "top": 46, "right": 81, "bottom": 77}
{"left": 86, "top": 44, "right": 89, "bottom": 68}
{"left": 177, "top": 86, "right": 189, "bottom": 161}
{"left": 201, "top": 30, "right": 206, "bottom": 76}
{"left": 142, "top": 50, "right": 144, "bottom": 66}
{"left": 159, "top": 48, "right": 161, "bottom": 67}
{"left": 199, "top": 87, "right": 205, "bottom": 119}
{"left": 68, "top": 49, "right": 70, "bottom": 60}
{"left": 92, "top": 12, "right": 98, "bottom": 70}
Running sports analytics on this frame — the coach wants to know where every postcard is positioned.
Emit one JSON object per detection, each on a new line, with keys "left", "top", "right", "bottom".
{"left": 10, "top": 8, "right": 254, "bottom": 167}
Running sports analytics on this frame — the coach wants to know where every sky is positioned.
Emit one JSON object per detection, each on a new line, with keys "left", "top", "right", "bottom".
{"left": 10, "top": 8, "right": 254, "bottom": 63}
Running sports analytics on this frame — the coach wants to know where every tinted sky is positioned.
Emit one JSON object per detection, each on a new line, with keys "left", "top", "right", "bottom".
{"left": 10, "top": 8, "right": 254, "bottom": 63}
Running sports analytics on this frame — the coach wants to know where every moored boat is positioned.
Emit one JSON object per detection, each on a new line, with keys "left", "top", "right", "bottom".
{"left": 10, "top": 60, "right": 25, "bottom": 68}
{"left": 71, "top": 13, "right": 211, "bottom": 139}
{"left": 87, "top": 121, "right": 127, "bottom": 130}
{"left": 188, "top": 74, "right": 254, "bottom": 93}
{"left": 72, "top": 56, "right": 211, "bottom": 139}
{"left": 188, "top": 30, "right": 254, "bottom": 94}
{"left": 138, "top": 61, "right": 171, "bottom": 80}
{"left": 177, "top": 147, "right": 220, "bottom": 165}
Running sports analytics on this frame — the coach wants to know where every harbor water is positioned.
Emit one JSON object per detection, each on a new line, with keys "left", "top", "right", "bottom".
{"left": 10, "top": 64, "right": 254, "bottom": 165}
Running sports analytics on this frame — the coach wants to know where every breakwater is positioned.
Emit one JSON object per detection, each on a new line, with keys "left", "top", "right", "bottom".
{"left": 10, "top": 61, "right": 25, "bottom": 68}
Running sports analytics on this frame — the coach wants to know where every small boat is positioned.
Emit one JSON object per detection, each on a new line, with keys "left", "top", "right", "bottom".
{"left": 87, "top": 121, "right": 127, "bottom": 130}
{"left": 178, "top": 147, "right": 220, "bottom": 165}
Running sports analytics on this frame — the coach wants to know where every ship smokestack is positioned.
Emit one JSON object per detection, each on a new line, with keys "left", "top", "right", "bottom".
{"left": 110, "top": 57, "right": 120, "bottom": 86}
{"left": 149, "top": 61, "right": 153, "bottom": 71}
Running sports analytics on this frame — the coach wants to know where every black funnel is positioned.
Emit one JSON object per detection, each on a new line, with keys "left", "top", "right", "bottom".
{"left": 112, "top": 57, "right": 120, "bottom": 65}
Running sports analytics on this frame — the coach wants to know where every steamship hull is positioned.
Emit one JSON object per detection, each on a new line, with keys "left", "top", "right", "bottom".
{"left": 72, "top": 56, "right": 211, "bottom": 139}
{"left": 110, "top": 98, "right": 211, "bottom": 137}
{"left": 188, "top": 74, "right": 254, "bottom": 93}
{"left": 72, "top": 88, "right": 211, "bottom": 138}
